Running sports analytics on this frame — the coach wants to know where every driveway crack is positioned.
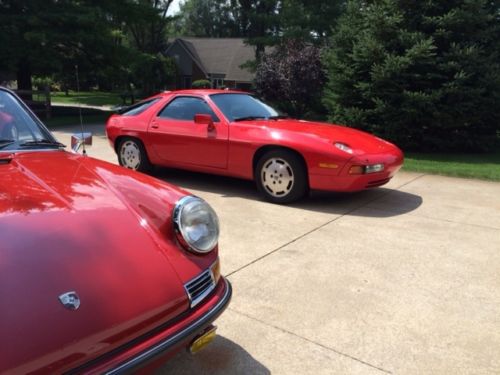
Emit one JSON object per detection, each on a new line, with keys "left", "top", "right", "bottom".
{"left": 229, "top": 308, "right": 393, "bottom": 374}
{"left": 227, "top": 173, "right": 426, "bottom": 278}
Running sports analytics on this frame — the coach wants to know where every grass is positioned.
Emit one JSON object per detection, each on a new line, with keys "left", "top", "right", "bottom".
{"left": 43, "top": 107, "right": 112, "bottom": 127}
{"left": 403, "top": 151, "right": 500, "bottom": 181}
{"left": 51, "top": 91, "right": 124, "bottom": 107}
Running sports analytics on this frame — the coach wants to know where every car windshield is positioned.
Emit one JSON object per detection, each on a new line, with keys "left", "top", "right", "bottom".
{"left": 210, "top": 93, "right": 283, "bottom": 122}
{"left": 0, "top": 89, "right": 59, "bottom": 151}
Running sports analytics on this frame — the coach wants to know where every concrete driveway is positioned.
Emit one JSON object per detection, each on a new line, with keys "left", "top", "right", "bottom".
{"left": 53, "top": 125, "right": 500, "bottom": 374}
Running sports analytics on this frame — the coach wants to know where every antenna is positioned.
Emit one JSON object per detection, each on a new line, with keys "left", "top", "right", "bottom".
{"left": 75, "top": 65, "right": 86, "bottom": 155}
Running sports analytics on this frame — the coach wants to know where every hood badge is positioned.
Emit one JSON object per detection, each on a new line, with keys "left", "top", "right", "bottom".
{"left": 58, "top": 291, "right": 81, "bottom": 310}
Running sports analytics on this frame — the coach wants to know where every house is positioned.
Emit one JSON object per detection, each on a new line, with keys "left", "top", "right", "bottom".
{"left": 165, "top": 38, "right": 256, "bottom": 90}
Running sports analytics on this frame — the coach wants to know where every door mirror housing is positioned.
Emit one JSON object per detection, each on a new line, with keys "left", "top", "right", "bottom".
{"left": 194, "top": 114, "right": 215, "bottom": 131}
{"left": 194, "top": 114, "right": 213, "bottom": 125}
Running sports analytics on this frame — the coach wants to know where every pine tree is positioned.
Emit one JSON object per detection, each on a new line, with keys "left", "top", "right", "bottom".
{"left": 323, "top": 0, "right": 500, "bottom": 151}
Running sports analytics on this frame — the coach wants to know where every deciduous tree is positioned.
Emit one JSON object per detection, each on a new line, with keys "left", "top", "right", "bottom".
{"left": 255, "top": 40, "right": 325, "bottom": 118}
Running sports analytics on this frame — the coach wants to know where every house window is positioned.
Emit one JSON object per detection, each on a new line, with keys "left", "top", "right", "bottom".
{"left": 211, "top": 78, "right": 224, "bottom": 89}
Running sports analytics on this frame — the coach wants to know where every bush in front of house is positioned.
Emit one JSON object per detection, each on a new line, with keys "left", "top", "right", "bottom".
{"left": 323, "top": 0, "right": 500, "bottom": 152}
{"left": 192, "top": 79, "right": 211, "bottom": 89}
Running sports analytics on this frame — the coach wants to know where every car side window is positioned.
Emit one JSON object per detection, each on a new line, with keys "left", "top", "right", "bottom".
{"left": 158, "top": 97, "right": 219, "bottom": 122}
{"left": 120, "top": 98, "right": 161, "bottom": 116}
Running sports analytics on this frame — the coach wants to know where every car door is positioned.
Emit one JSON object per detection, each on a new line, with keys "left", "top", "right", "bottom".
{"left": 148, "top": 96, "right": 229, "bottom": 169}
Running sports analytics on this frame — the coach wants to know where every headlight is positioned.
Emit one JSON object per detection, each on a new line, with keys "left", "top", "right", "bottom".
{"left": 173, "top": 196, "right": 219, "bottom": 254}
{"left": 334, "top": 142, "right": 353, "bottom": 154}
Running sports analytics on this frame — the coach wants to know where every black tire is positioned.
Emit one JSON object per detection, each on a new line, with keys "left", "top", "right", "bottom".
{"left": 255, "top": 149, "right": 308, "bottom": 204}
{"left": 117, "top": 137, "right": 152, "bottom": 173}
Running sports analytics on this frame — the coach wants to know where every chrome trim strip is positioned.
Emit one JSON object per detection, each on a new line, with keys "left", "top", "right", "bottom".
{"left": 104, "top": 278, "right": 232, "bottom": 375}
{"left": 184, "top": 269, "right": 216, "bottom": 308}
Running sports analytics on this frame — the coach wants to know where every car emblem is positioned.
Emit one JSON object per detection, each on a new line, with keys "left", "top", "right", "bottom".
{"left": 58, "top": 291, "right": 81, "bottom": 310}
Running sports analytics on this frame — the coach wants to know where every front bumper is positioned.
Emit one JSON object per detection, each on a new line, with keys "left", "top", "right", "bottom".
{"left": 309, "top": 151, "right": 404, "bottom": 192}
{"left": 68, "top": 278, "right": 232, "bottom": 375}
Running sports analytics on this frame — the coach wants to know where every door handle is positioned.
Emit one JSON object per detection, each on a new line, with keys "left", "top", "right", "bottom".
{"left": 151, "top": 122, "right": 159, "bottom": 129}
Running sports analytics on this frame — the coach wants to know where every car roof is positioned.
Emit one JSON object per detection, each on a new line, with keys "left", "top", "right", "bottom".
{"left": 156, "top": 89, "right": 249, "bottom": 98}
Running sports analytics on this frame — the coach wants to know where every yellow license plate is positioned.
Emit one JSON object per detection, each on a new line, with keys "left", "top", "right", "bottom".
{"left": 189, "top": 326, "right": 217, "bottom": 354}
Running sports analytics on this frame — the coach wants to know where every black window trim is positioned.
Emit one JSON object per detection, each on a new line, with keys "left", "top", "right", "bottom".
{"left": 156, "top": 95, "right": 220, "bottom": 123}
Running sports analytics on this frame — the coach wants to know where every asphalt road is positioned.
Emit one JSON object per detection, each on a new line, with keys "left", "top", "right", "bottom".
{"left": 53, "top": 124, "right": 500, "bottom": 374}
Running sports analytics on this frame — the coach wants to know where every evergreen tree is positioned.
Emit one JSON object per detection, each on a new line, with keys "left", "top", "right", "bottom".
{"left": 323, "top": 0, "right": 500, "bottom": 151}
{"left": 238, "top": 0, "right": 282, "bottom": 59}
{"left": 281, "top": 0, "right": 345, "bottom": 44}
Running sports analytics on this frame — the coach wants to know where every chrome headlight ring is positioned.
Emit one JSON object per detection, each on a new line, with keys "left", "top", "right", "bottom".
{"left": 173, "top": 196, "right": 219, "bottom": 254}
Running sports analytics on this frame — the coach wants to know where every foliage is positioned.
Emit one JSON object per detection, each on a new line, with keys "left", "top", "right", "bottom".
{"left": 0, "top": 0, "right": 177, "bottom": 95}
{"left": 192, "top": 79, "right": 211, "bottom": 89}
{"left": 128, "top": 53, "right": 177, "bottom": 96}
{"left": 323, "top": 0, "right": 500, "bottom": 152}
{"left": 32, "top": 76, "right": 55, "bottom": 91}
{"left": 280, "top": 0, "right": 345, "bottom": 44}
{"left": 238, "top": 0, "right": 282, "bottom": 59}
{"left": 173, "top": 0, "right": 241, "bottom": 37}
{"left": 255, "top": 40, "right": 325, "bottom": 117}
{"left": 0, "top": 0, "right": 128, "bottom": 91}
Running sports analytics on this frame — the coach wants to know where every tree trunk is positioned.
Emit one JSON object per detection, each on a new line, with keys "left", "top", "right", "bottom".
{"left": 16, "top": 59, "right": 33, "bottom": 101}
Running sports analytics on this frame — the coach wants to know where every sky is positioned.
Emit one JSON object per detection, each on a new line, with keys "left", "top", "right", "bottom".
{"left": 167, "top": 0, "right": 182, "bottom": 16}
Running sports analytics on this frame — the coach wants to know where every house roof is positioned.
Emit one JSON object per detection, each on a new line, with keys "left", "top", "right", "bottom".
{"left": 166, "top": 38, "right": 256, "bottom": 83}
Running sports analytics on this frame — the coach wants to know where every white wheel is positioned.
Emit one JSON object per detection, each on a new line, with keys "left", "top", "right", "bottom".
{"left": 117, "top": 138, "right": 152, "bottom": 172}
{"left": 255, "top": 149, "right": 308, "bottom": 203}
{"left": 260, "top": 157, "right": 295, "bottom": 198}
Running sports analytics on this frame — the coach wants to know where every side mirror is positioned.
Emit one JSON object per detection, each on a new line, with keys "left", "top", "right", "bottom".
{"left": 194, "top": 114, "right": 215, "bottom": 131}
{"left": 194, "top": 114, "right": 213, "bottom": 125}
{"left": 71, "top": 132, "right": 93, "bottom": 153}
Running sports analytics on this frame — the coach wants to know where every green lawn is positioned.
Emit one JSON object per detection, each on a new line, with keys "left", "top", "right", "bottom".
{"left": 51, "top": 91, "right": 124, "bottom": 107}
{"left": 403, "top": 151, "right": 500, "bottom": 181}
{"left": 43, "top": 106, "right": 112, "bottom": 127}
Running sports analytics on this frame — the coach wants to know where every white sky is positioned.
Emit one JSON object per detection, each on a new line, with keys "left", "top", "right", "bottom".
{"left": 167, "top": 0, "right": 183, "bottom": 16}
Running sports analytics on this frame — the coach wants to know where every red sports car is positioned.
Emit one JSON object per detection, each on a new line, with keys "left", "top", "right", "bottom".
{"left": 0, "top": 87, "right": 231, "bottom": 374}
{"left": 106, "top": 89, "right": 404, "bottom": 203}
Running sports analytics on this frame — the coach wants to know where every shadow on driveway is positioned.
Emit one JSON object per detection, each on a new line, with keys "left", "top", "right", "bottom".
{"left": 153, "top": 168, "right": 422, "bottom": 218}
{"left": 155, "top": 336, "right": 270, "bottom": 375}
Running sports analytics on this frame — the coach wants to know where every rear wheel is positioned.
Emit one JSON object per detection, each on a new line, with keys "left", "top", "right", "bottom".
{"left": 255, "top": 149, "right": 308, "bottom": 204}
{"left": 117, "top": 138, "right": 152, "bottom": 173}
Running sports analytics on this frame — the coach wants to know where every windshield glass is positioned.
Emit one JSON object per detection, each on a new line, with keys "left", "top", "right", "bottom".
{"left": 210, "top": 93, "right": 281, "bottom": 122}
{"left": 0, "top": 90, "right": 57, "bottom": 151}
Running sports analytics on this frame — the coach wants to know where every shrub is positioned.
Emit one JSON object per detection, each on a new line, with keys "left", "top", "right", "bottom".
{"left": 192, "top": 79, "right": 211, "bottom": 89}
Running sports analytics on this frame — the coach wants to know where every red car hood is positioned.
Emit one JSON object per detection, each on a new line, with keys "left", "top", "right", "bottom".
{"left": 0, "top": 151, "right": 214, "bottom": 373}
{"left": 262, "top": 119, "right": 398, "bottom": 155}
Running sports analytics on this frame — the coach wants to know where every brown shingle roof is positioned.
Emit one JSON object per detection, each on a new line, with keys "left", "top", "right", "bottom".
{"left": 169, "top": 38, "right": 256, "bottom": 82}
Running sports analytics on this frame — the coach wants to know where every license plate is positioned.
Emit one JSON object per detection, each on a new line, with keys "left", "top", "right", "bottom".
{"left": 189, "top": 326, "right": 217, "bottom": 354}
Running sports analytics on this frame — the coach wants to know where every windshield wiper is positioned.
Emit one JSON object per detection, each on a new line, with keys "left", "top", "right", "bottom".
{"left": 18, "top": 139, "right": 66, "bottom": 148}
{"left": 268, "top": 115, "right": 289, "bottom": 120}
{"left": 233, "top": 116, "right": 267, "bottom": 122}
{"left": 0, "top": 139, "right": 15, "bottom": 149}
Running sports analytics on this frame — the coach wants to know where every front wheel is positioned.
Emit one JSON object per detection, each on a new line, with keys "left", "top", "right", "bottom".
{"left": 117, "top": 138, "right": 152, "bottom": 173}
{"left": 255, "top": 149, "right": 308, "bottom": 204}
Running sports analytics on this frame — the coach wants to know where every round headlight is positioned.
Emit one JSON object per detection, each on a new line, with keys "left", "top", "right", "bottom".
{"left": 173, "top": 196, "right": 219, "bottom": 254}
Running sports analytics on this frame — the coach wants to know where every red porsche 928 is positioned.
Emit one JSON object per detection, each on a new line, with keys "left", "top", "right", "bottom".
{"left": 106, "top": 89, "right": 404, "bottom": 204}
